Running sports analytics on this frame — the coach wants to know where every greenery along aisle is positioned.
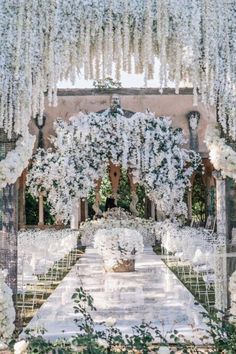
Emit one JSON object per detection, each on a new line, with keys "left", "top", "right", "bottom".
{"left": 27, "top": 108, "right": 200, "bottom": 223}
{"left": 10, "top": 287, "right": 236, "bottom": 354}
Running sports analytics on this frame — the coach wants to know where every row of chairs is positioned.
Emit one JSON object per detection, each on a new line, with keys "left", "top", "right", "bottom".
{"left": 17, "top": 248, "right": 82, "bottom": 322}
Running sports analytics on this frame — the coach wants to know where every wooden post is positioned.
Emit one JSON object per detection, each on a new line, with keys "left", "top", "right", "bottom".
{"left": 38, "top": 192, "right": 44, "bottom": 227}
{"left": 187, "top": 188, "right": 192, "bottom": 224}
{"left": 109, "top": 161, "right": 121, "bottom": 204}
{"left": 150, "top": 201, "right": 156, "bottom": 220}
{"left": 214, "top": 171, "right": 227, "bottom": 237}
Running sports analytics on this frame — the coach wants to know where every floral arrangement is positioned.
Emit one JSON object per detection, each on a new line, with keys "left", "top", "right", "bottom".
{"left": 0, "top": 269, "right": 15, "bottom": 349}
{"left": 94, "top": 228, "right": 143, "bottom": 269}
{"left": 0, "top": 0, "right": 236, "bottom": 144}
{"left": 80, "top": 208, "right": 156, "bottom": 246}
{"left": 0, "top": 132, "right": 35, "bottom": 189}
{"left": 27, "top": 110, "right": 200, "bottom": 222}
{"left": 205, "top": 123, "right": 236, "bottom": 180}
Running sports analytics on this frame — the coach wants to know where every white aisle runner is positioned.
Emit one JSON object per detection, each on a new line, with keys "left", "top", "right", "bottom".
{"left": 25, "top": 247, "right": 209, "bottom": 343}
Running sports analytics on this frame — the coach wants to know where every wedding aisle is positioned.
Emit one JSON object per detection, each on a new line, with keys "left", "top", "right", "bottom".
{"left": 24, "top": 247, "right": 209, "bottom": 343}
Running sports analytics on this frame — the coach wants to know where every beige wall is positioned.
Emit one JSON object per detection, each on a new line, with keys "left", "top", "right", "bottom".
{"left": 29, "top": 88, "right": 215, "bottom": 155}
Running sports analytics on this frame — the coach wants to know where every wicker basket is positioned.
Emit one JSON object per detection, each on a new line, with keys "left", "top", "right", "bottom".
{"left": 104, "top": 259, "right": 135, "bottom": 272}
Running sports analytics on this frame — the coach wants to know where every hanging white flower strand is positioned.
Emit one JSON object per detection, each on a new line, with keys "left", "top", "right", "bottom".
{"left": 0, "top": 0, "right": 236, "bottom": 140}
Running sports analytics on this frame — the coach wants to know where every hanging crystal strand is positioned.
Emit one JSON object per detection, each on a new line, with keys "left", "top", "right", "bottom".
{"left": 122, "top": 0, "right": 130, "bottom": 72}
{"left": 142, "top": 0, "right": 153, "bottom": 85}
{"left": 3, "top": 81, "right": 9, "bottom": 135}
{"left": 14, "top": 2, "right": 24, "bottom": 82}
{"left": 114, "top": 22, "right": 122, "bottom": 81}
{"left": 107, "top": 0, "right": 113, "bottom": 76}
{"left": 78, "top": 20, "right": 85, "bottom": 76}
{"left": 89, "top": 46, "right": 94, "bottom": 80}
{"left": 157, "top": 0, "right": 169, "bottom": 92}
{"left": 95, "top": 28, "right": 102, "bottom": 80}
{"left": 7, "top": 84, "right": 14, "bottom": 139}
{"left": 133, "top": 21, "right": 140, "bottom": 74}
{"left": 189, "top": 0, "right": 201, "bottom": 107}
{"left": 84, "top": 19, "right": 91, "bottom": 80}
{"left": 102, "top": 23, "right": 109, "bottom": 79}
{"left": 174, "top": 43, "right": 181, "bottom": 94}
{"left": 0, "top": 89, "right": 5, "bottom": 129}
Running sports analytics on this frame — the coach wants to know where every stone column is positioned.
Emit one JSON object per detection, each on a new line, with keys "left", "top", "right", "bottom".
{"left": 38, "top": 192, "right": 44, "bottom": 227}
{"left": 213, "top": 170, "right": 228, "bottom": 311}
{"left": 70, "top": 199, "right": 81, "bottom": 230}
{"left": 1, "top": 183, "right": 18, "bottom": 298}
{"left": 214, "top": 171, "right": 227, "bottom": 237}
{"left": 18, "top": 169, "right": 27, "bottom": 229}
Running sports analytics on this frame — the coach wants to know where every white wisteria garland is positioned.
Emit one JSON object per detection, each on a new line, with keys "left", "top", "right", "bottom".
{"left": 27, "top": 109, "right": 200, "bottom": 222}
{"left": 205, "top": 123, "right": 236, "bottom": 180}
{"left": 0, "top": 269, "right": 15, "bottom": 348}
{"left": 0, "top": 0, "right": 236, "bottom": 140}
{"left": 0, "top": 133, "right": 35, "bottom": 189}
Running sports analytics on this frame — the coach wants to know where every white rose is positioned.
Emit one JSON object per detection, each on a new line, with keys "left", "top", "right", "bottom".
{"left": 105, "top": 317, "right": 116, "bottom": 327}
{"left": 97, "top": 338, "right": 109, "bottom": 349}
{"left": 14, "top": 340, "right": 29, "bottom": 354}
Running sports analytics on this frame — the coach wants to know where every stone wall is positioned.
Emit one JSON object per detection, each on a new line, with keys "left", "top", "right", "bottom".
{"left": 29, "top": 88, "right": 215, "bottom": 156}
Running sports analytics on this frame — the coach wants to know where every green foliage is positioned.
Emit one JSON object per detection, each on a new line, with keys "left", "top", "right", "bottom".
{"left": 25, "top": 192, "right": 39, "bottom": 225}
{"left": 192, "top": 172, "right": 207, "bottom": 224}
{"left": 13, "top": 286, "right": 236, "bottom": 353}
{"left": 87, "top": 170, "right": 145, "bottom": 219}
{"left": 25, "top": 192, "right": 55, "bottom": 225}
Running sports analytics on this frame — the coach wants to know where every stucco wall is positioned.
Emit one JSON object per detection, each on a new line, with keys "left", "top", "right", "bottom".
{"left": 29, "top": 88, "right": 215, "bottom": 155}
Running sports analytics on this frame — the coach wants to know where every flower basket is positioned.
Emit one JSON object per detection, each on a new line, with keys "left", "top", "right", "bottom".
{"left": 94, "top": 228, "right": 143, "bottom": 273}
{"left": 104, "top": 259, "right": 135, "bottom": 272}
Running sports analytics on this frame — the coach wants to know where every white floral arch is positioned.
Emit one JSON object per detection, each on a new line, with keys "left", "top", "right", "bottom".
{"left": 27, "top": 106, "right": 200, "bottom": 222}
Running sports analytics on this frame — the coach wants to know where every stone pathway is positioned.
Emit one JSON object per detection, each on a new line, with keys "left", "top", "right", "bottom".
{"left": 25, "top": 247, "right": 209, "bottom": 343}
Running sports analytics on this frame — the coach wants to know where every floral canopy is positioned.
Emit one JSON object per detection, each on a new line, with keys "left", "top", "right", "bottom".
{"left": 27, "top": 106, "right": 200, "bottom": 222}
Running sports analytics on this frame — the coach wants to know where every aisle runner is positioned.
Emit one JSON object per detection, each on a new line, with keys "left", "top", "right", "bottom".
{"left": 25, "top": 247, "right": 209, "bottom": 343}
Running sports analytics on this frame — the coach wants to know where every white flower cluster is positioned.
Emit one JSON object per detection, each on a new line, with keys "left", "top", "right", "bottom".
{"left": 80, "top": 208, "right": 156, "bottom": 246}
{"left": 27, "top": 110, "right": 200, "bottom": 222}
{"left": 0, "top": 1, "right": 236, "bottom": 141}
{"left": 205, "top": 123, "right": 236, "bottom": 180}
{"left": 0, "top": 269, "right": 15, "bottom": 347}
{"left": 0, "top": 133, "right": 35, "bottom": 188}
{"left": 94, "top": 228, "right": 143, "bottom": 268}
